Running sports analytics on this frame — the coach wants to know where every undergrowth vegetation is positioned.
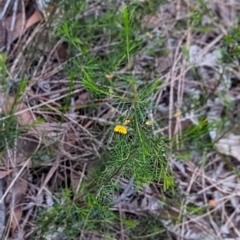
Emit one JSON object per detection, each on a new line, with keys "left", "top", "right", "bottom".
{"left": 31, "top": 1, "right": 174, "bottom": 239}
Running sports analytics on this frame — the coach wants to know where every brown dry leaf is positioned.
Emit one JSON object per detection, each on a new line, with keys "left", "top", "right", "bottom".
{"left": 11, "top": 206, "right": 23, "bottom": 235}
{"left": 54, "top": 43, "right": 68, "bottom": 62}
{"left": 4, "top": 10, "right": 42, "bottom": 47}
{"left": 4, "top": 12, "right": 26, "bottom": 46}
{"left": 75, "top": 92, "right": 89, "bottom": 105}
{"left": 25, "top": 10, "right": 42, "bottom": 30}
{"left": 155, "top": 56, "right": 173, "bottom": 73}
{"left": 10, "top": 176, "right": 28, "bottom": 234}
{"left": 0, "top": 169, "right": 12, "bottom": 179}
{"left": 0, "top": 94, "right": 35, "bottom": 126}
{"left": 15, "top": 102, "right": 35, "bottom": 126}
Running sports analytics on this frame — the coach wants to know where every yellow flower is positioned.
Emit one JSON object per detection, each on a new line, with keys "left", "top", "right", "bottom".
{"left": 145, "top": 120, "right": 153, "bottom": 126}
{"left": 114, "top": 125, "right": 128, "bottom": 134}
{"left": 123, "top": 119, "right": 130, "bottom": 125}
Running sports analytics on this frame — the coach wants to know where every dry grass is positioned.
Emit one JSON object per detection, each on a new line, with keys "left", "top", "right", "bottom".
{"left": 0, "top": 0, "right": 240, "bottom": 239}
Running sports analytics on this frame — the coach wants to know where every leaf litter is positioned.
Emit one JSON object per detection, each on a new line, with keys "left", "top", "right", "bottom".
{"left": 1, "top": 0, "right": 240, "bottom": 239}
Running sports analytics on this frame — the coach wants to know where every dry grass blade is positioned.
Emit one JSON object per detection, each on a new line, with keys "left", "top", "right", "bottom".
{"left": 27, "top": 122, "right": 72, "bottom": 146}
{"left": 38, "top": 162, "right": 58, "bottom": 196}
{"left": 70, "top": 164, "right": 87, "bottom": 198}
{"left": 0, "top": 179, "right": 5, "bottom": 240}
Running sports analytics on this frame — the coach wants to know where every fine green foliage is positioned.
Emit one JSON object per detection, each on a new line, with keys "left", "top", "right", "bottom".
{"left": 32, "top": 0, "right": 174, "bottom": 239}
{"left": 222, "top": 27, "right": 240, "bottom": 63}
{"left": 58, "top": 1, "right": 173, "bottom": 189}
